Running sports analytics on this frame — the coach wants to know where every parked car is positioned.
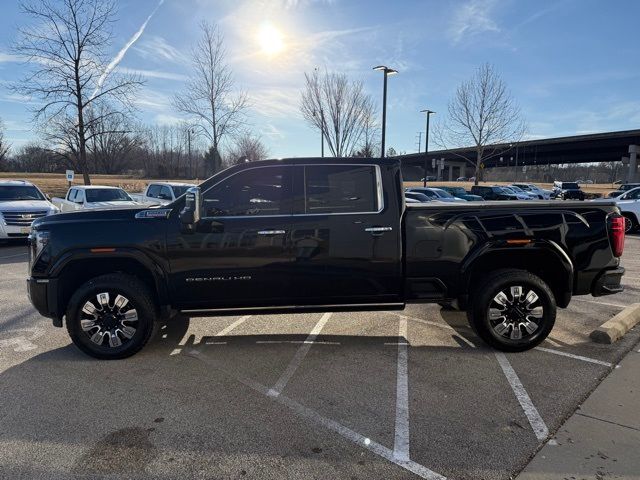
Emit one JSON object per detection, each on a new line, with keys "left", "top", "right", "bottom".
{"left": 27, "top": 157, "right": 625, "bottom": 359}
{"left": 512, "top": 183, "right": 553, "bottom": 200}
{"left": 553, "top": 181, "right": 585, "bottom": 200}
{"left": 52, "top": 186, "right": 140, "bottom": 212}
{"left": 405, "top": 191, "right": 433, "bottom": 203}
{"left": 130, "top": 182, "right": 195, "bottom": 206}
{"left": 0, "top": 180, "right": 58, "bottom": 242}
{"left": 592, "top": 186, "right": 640, "bottom": 233}
{"left": 419, "top": 176, "right": 437, "bottom": 182}
{"left": 501, "top": 186, "right": 534, "bottom": 200}
{"left": 406, "top": 187, "right": 467, "bottom": 202}
{"left": 607, "top": 183, "right": 640, "bottom": 198}
{"left": 456, "top": 177, "right": 469, "bottom": 182}
{"left": 437, "top": 186, "right": 484, "bottom": 201}
{"left": 470, "top": 185, "right": 519, "bottom": 201}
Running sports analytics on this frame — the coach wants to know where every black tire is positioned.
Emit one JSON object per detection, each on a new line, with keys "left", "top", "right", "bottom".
{"left": 66, "top": 273, "right": 158, "bottom": 359}
{"left": 623, "top": 213, "right": 638, "bottom": 233}
{"left": 467, "top": 269, "right": 556, "bottom": 352}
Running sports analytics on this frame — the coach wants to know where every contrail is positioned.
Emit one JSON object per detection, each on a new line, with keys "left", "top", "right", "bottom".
{"left": 90, "top": 0, "right": 164, "bottom": 100}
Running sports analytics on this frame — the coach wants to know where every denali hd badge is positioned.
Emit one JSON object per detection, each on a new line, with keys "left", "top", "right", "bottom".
{"left": 186, "top": 276, "right": 252, "bottom": 282}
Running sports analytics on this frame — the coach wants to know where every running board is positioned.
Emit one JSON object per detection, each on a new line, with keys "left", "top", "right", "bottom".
{"left": 180, "top": 303, "right": 406, "bottom": 316}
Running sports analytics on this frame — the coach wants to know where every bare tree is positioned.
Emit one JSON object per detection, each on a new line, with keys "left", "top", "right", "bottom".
{"left": 174, "top": 21, "right": 248, "bottom": 176}
{"left": 352, "top": 112, "right": 379, "bottom": 157}
{"left": 13, "top": 0, "right": 142, "bottom": 184}
{"left": 0, "top": 119, "right": 10, "bottom": 168}
{"left": 434, "top": 63, "right": 525, "bottom": 185}
{"left": 86, "top": 106, "right": 141, "bottom": 174}
{"left": 300, "top": 70, "right": 377, "bottom": 157}
{"left": 226, "top": 132, "right": 269, "bottom": 166}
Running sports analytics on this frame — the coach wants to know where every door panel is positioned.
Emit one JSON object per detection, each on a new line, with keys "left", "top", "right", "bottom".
{"left": 289, "top": 164, "right": 403, "bottom": 304}
{"left": 167, "top": 166, "right": 294, "bottom": 310}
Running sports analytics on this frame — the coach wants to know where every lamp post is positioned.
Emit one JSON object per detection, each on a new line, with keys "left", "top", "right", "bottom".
{"left": 373, "top": 65, "right": 397, "bottom": 157}
{"left": 420, "top": 109, "right": 435, "bottom": 186}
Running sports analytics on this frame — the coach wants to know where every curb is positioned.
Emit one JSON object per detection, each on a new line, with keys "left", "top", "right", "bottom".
{"left": 590, "top": 303, "right": 640, "bottom": 344}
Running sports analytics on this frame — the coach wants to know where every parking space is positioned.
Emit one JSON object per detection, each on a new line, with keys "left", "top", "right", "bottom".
{"left": 1, "top": 237, "right": 639, "bottom": 479}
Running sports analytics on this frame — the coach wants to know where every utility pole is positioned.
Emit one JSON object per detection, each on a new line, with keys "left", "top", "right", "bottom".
{"left": 420, "top": 109, "right": 435, "bottom": 187}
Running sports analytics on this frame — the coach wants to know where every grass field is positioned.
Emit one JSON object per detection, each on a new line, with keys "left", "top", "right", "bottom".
{"left": 1, "top": 172, "right": 620, "bottom": 198}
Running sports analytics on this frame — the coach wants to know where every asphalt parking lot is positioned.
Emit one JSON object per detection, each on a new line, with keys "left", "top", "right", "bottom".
{"left": 1, "top": 236, "right": 639, "bottom": 480}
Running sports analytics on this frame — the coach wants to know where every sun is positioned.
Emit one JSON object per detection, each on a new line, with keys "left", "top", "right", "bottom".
{"left": 257, "top": 24, "right": 284, "bottom": 56}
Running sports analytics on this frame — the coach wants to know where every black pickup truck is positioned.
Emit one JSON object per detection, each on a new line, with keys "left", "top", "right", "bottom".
{"left": 27, "top": 158, "right": 626, "bottom": 359}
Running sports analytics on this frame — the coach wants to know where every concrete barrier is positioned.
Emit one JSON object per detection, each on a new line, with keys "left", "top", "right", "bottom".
{"left": 590, "top": 303, "right": 640, "bottom": 344}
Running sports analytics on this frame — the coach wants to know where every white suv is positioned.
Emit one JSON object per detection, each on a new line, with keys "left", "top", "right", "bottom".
{"left": 0, "top": 180, "right": 58, "bottom": 242}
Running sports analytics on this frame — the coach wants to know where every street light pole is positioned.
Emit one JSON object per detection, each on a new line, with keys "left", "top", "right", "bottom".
{"left": 420, "top": 109, "right": 435, "bottom": 187}
{"left": 187, "top": 128, "right": 192, "bottom": 179}
{"left": 373, "top": 65, "right": 397, "bottom": 158}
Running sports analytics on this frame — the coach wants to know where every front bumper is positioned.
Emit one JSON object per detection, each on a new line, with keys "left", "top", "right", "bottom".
{"left": 0, "top": 223, "right": 32, "bottom": 239}
{"left": 27, "top": 277, "right": 62, "bottom": 326}
{"left": 591, "top": 267, "right": 625, "bottom": 297}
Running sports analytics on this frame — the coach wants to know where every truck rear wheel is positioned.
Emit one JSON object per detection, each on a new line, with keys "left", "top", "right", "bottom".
{"left": 66, "top": 273, "right": 158, "bottom": 359}
{"left": 467, "top": 269, "right": 556, "bottom": 352}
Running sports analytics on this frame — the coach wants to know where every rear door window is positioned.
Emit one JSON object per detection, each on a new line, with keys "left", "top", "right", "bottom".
{"left": 304, "top": 165, "right": 378, "bottom": 214}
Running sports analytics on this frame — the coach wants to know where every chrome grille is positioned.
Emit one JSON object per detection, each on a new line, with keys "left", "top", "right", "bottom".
{"left": 0, "top": 210, "right": 48, "bottom": 227}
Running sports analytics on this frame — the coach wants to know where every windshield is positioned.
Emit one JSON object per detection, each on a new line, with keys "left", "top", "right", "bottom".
{"left": 433, "top": 189, "right": 454, "bottom": 198}
{"left": 449, "top": 188, "right": 466, "bottom": 195}
{"left": 85, "top": 188, "right": 132, "bottom": 202}
{"left": 171, "top": 185, "right": 193, "bottom": 197}
{"left": 0, "top": 185, "right": 45, "bottom": 201}
{"left": 510, "top": 186, "right": 525, "bottom": 193}
{"left": 563, "top": 183, "right": 580, "bottom": 189}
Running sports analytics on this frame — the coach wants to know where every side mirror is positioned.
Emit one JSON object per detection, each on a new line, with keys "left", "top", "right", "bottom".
{"left": 179, "top": 187, "right": 202, "bottom": 230}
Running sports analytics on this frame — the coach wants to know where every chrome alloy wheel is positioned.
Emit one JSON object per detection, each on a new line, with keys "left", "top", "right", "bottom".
{"left": 80, "top": 292, "right": 138, "bottom": 348}
{"left": 488, "top": 286, "right": 543, "bottom": 341}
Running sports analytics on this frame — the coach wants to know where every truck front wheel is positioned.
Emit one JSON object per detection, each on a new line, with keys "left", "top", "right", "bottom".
{"left": 467, "top": 269, "right": 556, "bottom": 352}
{"left": 66, "top": 273, "right": 158, "bottom": 359}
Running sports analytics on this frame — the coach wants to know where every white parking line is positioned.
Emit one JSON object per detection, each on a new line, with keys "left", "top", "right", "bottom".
{"left": 170, "top": 315, "right": 251, "bottom": 356}
{"left": 495, "top": 352, "right": 549, "bottom": 441}
{"left": 186, "top": 348, "right": 446, "bottom": 480}
{"left": 267, "top": 312, "right": 332, "bottom": 397}
{"left": 393, "top": 316, "right": 410, "bottom": 462}
{"left": 535, "top": 347, "right": 615, "bottom": 367}
{"left": 571, "top": 298, "right": 628, "bottom": 309}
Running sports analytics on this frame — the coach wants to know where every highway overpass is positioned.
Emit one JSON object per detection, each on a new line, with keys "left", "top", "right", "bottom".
{"left": 398, "top": 129, "right": 640, "bottom": 182}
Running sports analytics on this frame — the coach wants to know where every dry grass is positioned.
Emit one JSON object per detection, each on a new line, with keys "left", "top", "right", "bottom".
{"left": 1, "top": 172, "right": 619, "bottom": 198}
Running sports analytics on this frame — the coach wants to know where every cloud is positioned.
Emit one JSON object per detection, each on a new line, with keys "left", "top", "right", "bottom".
{"left": 449, "top": 0, "right": 500, "bottom": 45}
{"left": 153, "top": 113, "right": 184, "bottom": 125}
{"left": 133, "top": 35, "right": 186, "bottom": 65}
{"left": 0, "top": 52, "right": 22, "bottom": 63}
{"left": 116, "top": 66, "right": 188, "bottom": 82}
{"left": 91, "top": 0, "right": 164, "bottom": 99}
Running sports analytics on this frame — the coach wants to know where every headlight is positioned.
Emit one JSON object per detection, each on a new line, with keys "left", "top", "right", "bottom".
{"left": 29, "top": 230, "right": 50, "bottom": 261}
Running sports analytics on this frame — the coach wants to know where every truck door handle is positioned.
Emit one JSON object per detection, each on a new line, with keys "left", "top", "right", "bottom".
{"left": 257, "top": 230, "right": 286, "bottom": 235}
{"left": 365, "top": 226, "right": 392, "bottom": 235}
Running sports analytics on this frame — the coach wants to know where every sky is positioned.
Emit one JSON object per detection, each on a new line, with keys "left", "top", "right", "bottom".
{"left": 0, "top": 0, "right": 639, "bottom": 158}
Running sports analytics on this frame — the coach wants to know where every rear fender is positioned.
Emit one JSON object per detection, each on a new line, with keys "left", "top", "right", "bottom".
{"left": 461, "top": 239, "right": 574, "bottom": 307}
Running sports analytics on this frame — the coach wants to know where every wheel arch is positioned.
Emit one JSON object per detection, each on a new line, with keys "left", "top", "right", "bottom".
{"left": 461, "top": 241, "right": 574, "bottom": 308}
{"left": 51, "top": 249, "right": 169, "bottom": 322}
